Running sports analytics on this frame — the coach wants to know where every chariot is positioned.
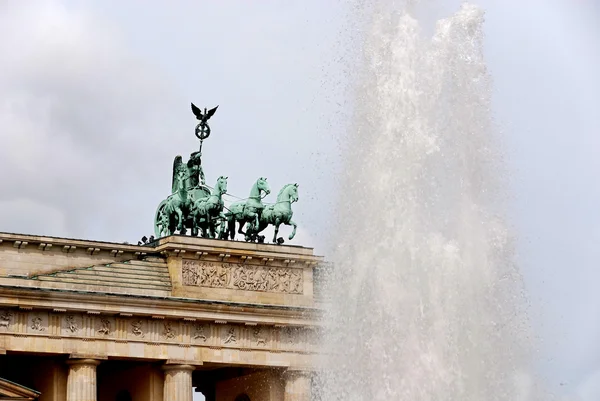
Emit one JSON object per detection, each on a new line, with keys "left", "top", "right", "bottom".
{"left": 152, "top": 103, "right": 299, "bottom": 244}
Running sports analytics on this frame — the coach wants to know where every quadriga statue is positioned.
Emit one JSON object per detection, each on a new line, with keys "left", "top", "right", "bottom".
{"left": 151, "top": 103, "right": 303, "bottom": 245}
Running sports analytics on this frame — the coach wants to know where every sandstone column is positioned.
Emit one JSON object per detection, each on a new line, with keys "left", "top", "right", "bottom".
{"left": 163, "top": 364, "right": 195, "bottom": 401}
{"left": 66, "top": 359, "right": 100, "bottom": 401}
{"left": 283, "top": 370, "right": 312, "bottom": 401}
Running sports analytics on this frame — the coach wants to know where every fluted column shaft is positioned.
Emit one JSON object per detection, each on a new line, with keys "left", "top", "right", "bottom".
{"left": 66, "top": 359, "right": 100, "bottom": 401}
{"left": 284, "top": 370, "right": 312, "bottom": 401}
{"left": 163, "top": 364, "right": 194, "bottom": 401}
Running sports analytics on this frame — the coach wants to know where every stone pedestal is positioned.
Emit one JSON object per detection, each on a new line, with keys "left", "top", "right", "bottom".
{"left": 283, "top": 370, "right": 312, "bottom": 401}
{"left": 163, "top": 364, "right": 195, "bottom": 401}
{"left": 66, "top": 359, "right": 100, "bottom": 401}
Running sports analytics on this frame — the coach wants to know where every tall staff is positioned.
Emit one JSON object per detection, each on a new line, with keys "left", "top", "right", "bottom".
{"left": 191, "top": 103, "right": 219, "bottom": 157}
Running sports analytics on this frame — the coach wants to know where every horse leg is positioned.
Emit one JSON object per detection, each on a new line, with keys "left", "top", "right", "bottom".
{"left": 175, "top": 207, "right": 184, "bottom": 232}
{"left": 238, "top": 217, "right": 249, "bottom": 235}
{"left": 288, "top": 219, "right": 298, "bottom": 240}
{"left": 273, "top": 219, "right": 281, "bottom": 243}
{"left": 191, "top": 212, "right": 199, "bottom": 237}
{"left": 244, "top": 222, "right": 254, "bottom": 242}
{"left": 216, "top": 219, "right": 224, "bottom": 239}
{"left": 208, "top": 219, "right": 216, "bottom": 239}
{"left": 254, "top": 213, "right": 260, "bottom": 232}
{"left": 227, "top": 218, "right": 236, "bottom": 240}
{"left": 180, "top": 214, "right": 187, "bottom": 235}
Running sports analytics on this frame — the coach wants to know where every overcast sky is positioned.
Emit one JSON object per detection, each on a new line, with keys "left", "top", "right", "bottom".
{"left": 1, "top": 1, "right": 599, "bottom": 400}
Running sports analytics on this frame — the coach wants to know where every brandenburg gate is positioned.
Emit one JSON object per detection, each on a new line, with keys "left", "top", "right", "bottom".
{"left": 0, "top": 105, "right": 325, "bottom": 401}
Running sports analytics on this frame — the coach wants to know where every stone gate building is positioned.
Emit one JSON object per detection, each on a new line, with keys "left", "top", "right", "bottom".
{"left": 0, "top": 232, "right": 323, "bottom": 401}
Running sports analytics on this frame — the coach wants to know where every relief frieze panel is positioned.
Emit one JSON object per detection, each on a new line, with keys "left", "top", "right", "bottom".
{"left": 96, "top": 317, "right": 114, "bottom": 337}
{"left": 192, "top": 323, "right": 210, "bottom": 344}
{"left": 162, "top": 321, "right": 178, "bottom": 341}
{"left": 62, "top": 313, "right": 82, "bottom": 336}
{"left": 182, "top": 260, "right": 303, "bottom": 294}
{"left": 129, "top": 319, "right": 146, "bottom": 339}
{"left": 28, "top": 313, "right": 47, "bottom": 333}
{"left": 252, "top": 326, "right": 268, "bottom": 347}
{"left": 0, "top": 310, "right": 12, "bottom": 331}
{"left": 222, "top": 325, "right": 238, "bottom": 345}
{"left": 0, "top": 309, "right": 310, "bottom": 353}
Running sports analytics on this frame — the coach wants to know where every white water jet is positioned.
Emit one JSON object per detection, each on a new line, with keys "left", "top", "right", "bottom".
{"left": 317, "top": 3, "right": 542, "bottom": 400}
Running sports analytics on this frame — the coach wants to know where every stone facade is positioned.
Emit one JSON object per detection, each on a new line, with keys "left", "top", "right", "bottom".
{"left": 0, "top": 232, "right": 322, "bottom": 401}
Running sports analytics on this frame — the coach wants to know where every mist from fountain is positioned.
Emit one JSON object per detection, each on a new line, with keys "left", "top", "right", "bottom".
{"left": 316, "top": 2, "right": 544, "bottom": 400}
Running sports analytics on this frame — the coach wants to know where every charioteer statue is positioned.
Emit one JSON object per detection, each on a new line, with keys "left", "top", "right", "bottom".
{"left": 153, "top": 103, "right": 299, "bottom": 244}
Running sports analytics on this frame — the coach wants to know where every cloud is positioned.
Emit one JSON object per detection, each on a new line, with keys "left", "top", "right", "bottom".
{"left": 0, "top": 198, "right": 68, "bottom": 237}
{"left": 576, "top": 369, "right": 600, "bottom": 401}
{"left": 0, "top": 0, "right": 346, "bottom": 248}
{"left": 0, "top": 1, "right": 185, "bottom": 242}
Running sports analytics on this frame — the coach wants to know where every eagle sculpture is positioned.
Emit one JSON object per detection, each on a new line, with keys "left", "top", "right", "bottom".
{"left": 191, "top": 103, "right": 219, "bottom": 125}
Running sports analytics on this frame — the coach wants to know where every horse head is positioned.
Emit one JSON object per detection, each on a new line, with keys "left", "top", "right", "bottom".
{"left": 216, "top": 176, "right": 228, "bottom": 195}
{"left": 257, "top": 177, "right": 271, "bottom": 196}
{"left": 290, "top": 183, "right": 299, "bottom": 203}
{"left": 278, "top": 183, "right": 299, "bottom": 203}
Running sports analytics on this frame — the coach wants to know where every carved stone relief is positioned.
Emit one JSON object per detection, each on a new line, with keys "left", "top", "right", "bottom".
{"left": 0, "top": 311, "right": 12, "bottom": 330}
{"left": 97, "top": 318, "right": 112, "bottom": 336}
{"left": 281, "top": 327, "right": 296, "bottom": 347}
{"left": 182, "top": 260, "right": 303, "bottom": 294}
{"left": 253, "top": 326, "right": 267, "bottom": 347}
{"left": 162, "top": 321, "right": 177, "bottom": 340}
{"left": 30, "top": 315, "right": 46, "bottom": 332}
{"left": 130, "top": 320, "right": 145, "bottom": 338}
{"left": 223, "top": 326, "right": 237, "bottom": 344}
{"left": 193, "top": 323, "right": 208, "bottom": 343}
{"left": 63, "top": 314, "right": 81, "bottom": 335}
{"left": 0, "top": 309, "right": 309, "bottom": 353}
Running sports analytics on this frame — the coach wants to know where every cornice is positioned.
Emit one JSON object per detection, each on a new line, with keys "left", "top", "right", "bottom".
{"left": 0, "top": 232, "right": 324, "bottom": 267}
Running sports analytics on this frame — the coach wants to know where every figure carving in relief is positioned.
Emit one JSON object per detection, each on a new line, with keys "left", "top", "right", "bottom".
{"left": 181, "top": 261, "right": 302, "bottom": 294}
{"left": 193, "top": 324, "right": 207, "bottom": 342}
{"left": 0, "top": 311, "right": 11, "bottom": 329}
{"left": 66, "top": 315, "right": 79, "bottom": 333}
{"left": 256, "top": 269, "right": 268, "bottom": 291}
{"left": 290, "top": 269, "right": 302, "bottom": 293}
{"left": 163, "top": 321, "right": 177, "bottom": 339}
{"left": 253, "top": 327, "right": 266, "bottom": 346}
{"left": 278, "top": 269, "right": 290, "bottom": 293}
{"left": 198, "top": 264, "right": 208, "bottom": 285}
{"left": 205, "top": 264, "right": 218, "bottom": 286}
{"left": 267, "top": 269, "right": 278, "bottom": 291}
{"left": 232, "top": 265, "right": 248, "bottom": 290}
{"left": 224, "top": 327, "right": 236, "bottom": 344}
{"left": 218, "top": 266, "right": 228, "bottom": 287}
{"left": 97, "top": 318, "right": 111, "bottom": 335}
{"left": 131, "top": 320, "right": 144, "bottom": 337}
{"left": 182, "top": 261, "right": 197, "bottom": 285}
{"left": 283, "top": 327, "right": 295, "bottom": 344}
{"left": 30, "top": 316, "right": 45, "bottom": 331}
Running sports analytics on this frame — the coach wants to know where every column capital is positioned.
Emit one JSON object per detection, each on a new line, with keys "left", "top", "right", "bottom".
{"left": 66, "top": 359, "right": 101, "bottom": 367}
{"left": 163, "top": 363, "right": 194, "bottom": 401}
{"left": 162, "top": 364, "right": 196, "bottom": 372}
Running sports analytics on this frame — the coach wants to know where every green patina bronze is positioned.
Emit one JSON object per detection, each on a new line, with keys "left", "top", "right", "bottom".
{"left": 245, "top": 183, "right": 299, "bottom": 243}
{"left": 224, "top": 177, "right": 271, "bottom": 240}
{"left": 152, "top": 103, "right": 301, "bottom": 244}
{"left": 192, "top": 175, "right": 228, "bottom": 239}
